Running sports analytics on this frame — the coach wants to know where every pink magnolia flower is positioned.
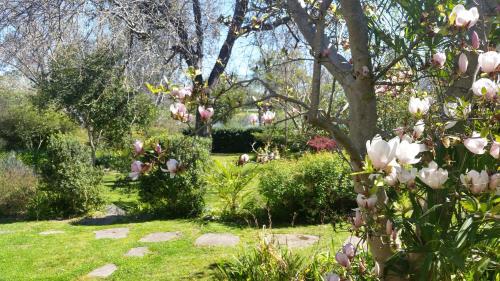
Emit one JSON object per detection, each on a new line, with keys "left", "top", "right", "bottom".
{"left": 432, "top": 52, "right": 446, "bottom": 68}
{"left": 155, "top": 143, "right": 162, "bottom": 154}
{"left": 343, "top": 243, "right": 356, "bottom": 259}
{"left": 325, "top": 273, "right": 340, "bottom": 281}
{"left": 170, "top": 102, "right": 189, "bottom": 121}
{"left": 490, "top": 141, "right": 500, "bottom": 159}
{"left": 386, "top": 220, "right": 393, "bottom": 236}
{"left": 357, "top": 193, "right": 378, "bottom": 209}
{"left": 335, "top": 252, "right": 350, "bottom": 268}
{"left": 129, "top": 160, "right": 143, "bottom": 180}
{"left": 170, "top": 87, "right": 192, "bottom": 100}
{"left": 464, "top": 132, "right": 488, "bottom": 154}
{"left": 366, "top": 135, "right": 399, "bottom": 170}
{"left": 133, "top": 140, "right": 143, "bottom": 155}
{"left": 460, "top": 170, "right": 489, "bottom": 194}
{"left": 248, "top": 114, "right": 259, "bottom": 125}
{"left": 478, "top": 51, "right": 500, "bottom": 73}
{"left": 489, "top": 173, "right": 499, "bottom": 194}
{"left": 471, "top": 78, "right": 498, "bottom": 100}
{"left": 408, "top": 97, "right": 431, "bottom": 116}
{"left": 353, "top": 208, "right": 364, "bottom": 228}
{"left": 418, "top": 161, "right": 448, "bottom": 189}
{"left": 471, "top": 31, "right": 480, "bottom": 49}
{"left": 198, "top": 106, "right": 214, "bottom": 122}
{"left": 458, "top": 53, "right": 468, "bottom": 74}
{"left": 450, "top": 5, "right": 479, "bottom": 28}
{"left": 261, "top": 111, "right": 276, "bottom": 124}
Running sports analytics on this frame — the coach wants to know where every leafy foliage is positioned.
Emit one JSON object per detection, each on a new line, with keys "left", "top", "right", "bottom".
{"left": 259, "top": 152, "right": 355, "bottom": 223}
{"left": 136, "top": 135, "right": 211, "bottom": 217}
{"left": 204, "top": 160, "right": 258, "bottom": 216}
{"left": 0, "top": 153, "right": 39, "bottom": 217}
{"left": 39, "top": 134, "right": 103, "bottom": 218}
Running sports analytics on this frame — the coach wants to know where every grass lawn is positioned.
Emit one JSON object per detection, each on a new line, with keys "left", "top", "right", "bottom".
{"left": 0, "top": 154, "right": 350, "bottom": 281}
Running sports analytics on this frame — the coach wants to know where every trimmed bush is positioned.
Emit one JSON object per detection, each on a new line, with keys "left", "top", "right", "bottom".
{"left": 40, "top": 134, "right": 103, "bottom": 217}
{"left": 0, "top": 153, "right": 38, "bottom": 217}
{"left": 211, "top": 128, "right": 263, "bottom": 153}
{"left": 137, "top": 135, "right": 211, "bottom": 217}
{"left": 259, "top": 152, "right": 355, "bottom": 223}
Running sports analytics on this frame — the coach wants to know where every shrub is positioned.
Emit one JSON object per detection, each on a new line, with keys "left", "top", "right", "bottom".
{"left": 210, "top": 128, "right": 263, "bottom": 153}
{"left": 0, "top": 153, "right": 38, "bottom": 217}
{"left": 259, "top": 152, "right": 355, "bottom": 223}
{"left": 40, "top": 134, "right": 103, "bottom": 217}
{"left": 214, "top": 234, "right": 339, "bottom": 281}
{"left": 136, "top": 135, "right": 211, "bottom": 217}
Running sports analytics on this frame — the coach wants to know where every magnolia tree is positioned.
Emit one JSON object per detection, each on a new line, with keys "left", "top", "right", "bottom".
{"left": 321, "top": 5, "right": 500, "bottom": 281}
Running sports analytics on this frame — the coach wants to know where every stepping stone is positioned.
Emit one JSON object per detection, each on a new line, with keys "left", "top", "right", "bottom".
{"left": 139, "top": 232, "right": 181, "bottom": 243}
{"left": 94, "top": 228, "right": 129, "bottom": 239}
{"left": 39, "top": 230, "right": 65, "bottom": 235}
{"left": 0, "top": 230, "right": 13, "bottom": 234}
{"left": 195, "top": 233, "right": 240, "bottom": 247}
{"left": 124, "top": 247, "right": 150, "bottom": 257}
{"left": 87, "top": 263, "right": 117, "bottom": 278}
{"left": 267, "top": 234, "right": 319, "bottom": 248}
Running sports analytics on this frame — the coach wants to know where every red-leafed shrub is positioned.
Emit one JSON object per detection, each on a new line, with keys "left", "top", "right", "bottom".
{"left": 307, "top": 136, "right": 337, "bottom": 152}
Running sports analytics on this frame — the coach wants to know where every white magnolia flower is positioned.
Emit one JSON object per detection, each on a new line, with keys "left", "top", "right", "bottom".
{"left": 460, "top": 170, "right": 489, "bottom": 194}
{"left": 413, "top": 120, "right": 425, "bottom": 138}
{"left": 478, "top": 51, "right": 500, "bottom": 73}
{"left": 471, "top": 78, "right": 498, "bottom": 100}
{"left": 161, "top": 159, "right": 179, "bottom": 178}
{"left": 408, "top": 97, "right": 431, "bottom": 115}
{"left": 463, "top": 132, "right": 488, "bottom": 154}
{"left": 418, "top": 161, "right": 448, "bottom": 189}
{"left": 396, "top": 139, "right": 422, "bottom": 165}
{"left": 366, "top": 135, "right": 399, "bottom": 170}
{"left": 450, "top": 5, "right": 479, "bottom": 28}
{"left": 397, "top": 167, "right": 418, "bottom": 185}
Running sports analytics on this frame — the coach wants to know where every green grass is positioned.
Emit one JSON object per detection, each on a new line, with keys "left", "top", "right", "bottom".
{"left": 0, "top": 153, "right": 350, "bottom": 281}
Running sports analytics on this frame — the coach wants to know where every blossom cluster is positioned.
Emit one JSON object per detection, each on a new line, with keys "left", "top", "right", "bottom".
{"left": 128, "top": 140, "right": 181, "bottom": 180}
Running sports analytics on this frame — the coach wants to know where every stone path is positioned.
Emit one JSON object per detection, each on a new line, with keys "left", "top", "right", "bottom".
{"left": 94, "top": 228, "right": 129, "bottom": 239}
{"left": 194, "top": 233, "right": 240, "bottom": 247}
{"left": 267, "top": 234, "right": 319, "bottom": 248}
{"left": 78, "top": 204, "right": 127, "bottom": 226}
{"left": 124, "top": 247, "right": 150, "bottom": 257}
{"left": 87, "top": 263, "right": 117, "bottom": 278}
{"left": 39, "top": 230, "right": 65, "bottom": 235}
{"left": 139, "top": 232, "right": 181, "bottom": 243}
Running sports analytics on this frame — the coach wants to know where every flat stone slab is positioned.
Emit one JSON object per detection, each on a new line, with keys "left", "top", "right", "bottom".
{"left": 94, "top": 228, "right": 129, "bottom": 239}
{"left": 124, "top": 247, "right": 150, "bottom": 257}
{"left": 139, "top": 232, "right": 181, "bottom": 243}
{"left": 195, "top": 233, "right": 240, "bottom": 247}
{"left": 0, "top": 230, "right": 13, "bottom": 234}
{"left": 267, "top": 234, "right": 319, "bottom": 248}
{"left": 39, "top": 230, "right": 65, "bottom": 235}
{"left": 87, "top": 263, "right": 117, "bottom": 278}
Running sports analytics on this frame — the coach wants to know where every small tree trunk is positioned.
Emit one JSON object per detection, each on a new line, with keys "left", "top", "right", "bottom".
{"left": 87, "top": 129, "right": 97, "bottom": 165}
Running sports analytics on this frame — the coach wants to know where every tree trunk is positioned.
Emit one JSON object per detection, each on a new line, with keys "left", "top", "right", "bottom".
{"left": 87, "top": 129, "right": 97, "bottom": 165}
